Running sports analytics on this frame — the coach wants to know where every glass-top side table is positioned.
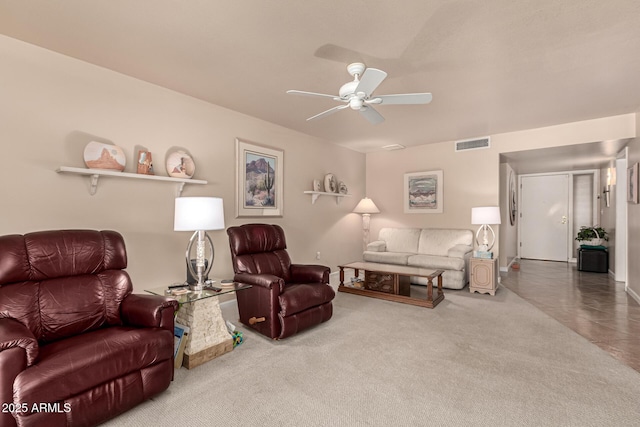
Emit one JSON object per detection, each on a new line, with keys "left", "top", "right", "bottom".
{"left": 145, "top": 279, "right": 250, "bottom": 369}
{"left": 145, "top": 281, "right": 251, "bottom": 304}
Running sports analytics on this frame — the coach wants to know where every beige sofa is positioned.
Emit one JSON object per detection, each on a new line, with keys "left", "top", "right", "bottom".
{"left": 363, "top": 227, "right": 474, "bottom": 289}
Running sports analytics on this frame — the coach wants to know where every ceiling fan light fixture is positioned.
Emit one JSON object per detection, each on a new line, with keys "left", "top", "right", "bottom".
{"left": 349, "top": 98, "right": 363, "bottom": 110}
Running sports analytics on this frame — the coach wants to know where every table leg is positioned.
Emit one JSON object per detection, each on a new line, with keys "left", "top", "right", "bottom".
{"left": 339, "top": 267, "right": 345, "bottom": 286}
{"left": 437, "top": 274, "right": 443, "bottom": 297}
{"left": 427, "top": 277, "right": 433, "bottom": 302}
{"left": 175, "top": 296, "right": 233, "bottom": 369}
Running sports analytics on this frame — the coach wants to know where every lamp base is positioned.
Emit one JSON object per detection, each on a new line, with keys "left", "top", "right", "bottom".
{"left": 189, "top": 283, "right": 204, "bottom": 292}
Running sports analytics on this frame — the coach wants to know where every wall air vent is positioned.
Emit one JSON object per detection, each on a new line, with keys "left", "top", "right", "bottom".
{"left": 455, "top": 137, "right": 490, "bottom": 152}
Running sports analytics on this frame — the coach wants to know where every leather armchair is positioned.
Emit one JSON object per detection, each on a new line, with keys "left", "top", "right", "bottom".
{"left": 0, "top": 230, "right": 178, "bottom": 427}
{"left": 227, "top": 224, "right": 335, "bottom": 339}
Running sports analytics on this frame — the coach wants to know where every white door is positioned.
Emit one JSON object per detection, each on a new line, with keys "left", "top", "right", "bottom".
{"left": 520, "top": 174, "right": 570, "bottom": 261}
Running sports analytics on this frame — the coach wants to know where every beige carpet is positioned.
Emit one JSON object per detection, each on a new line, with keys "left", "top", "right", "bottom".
{"left": 104, "top": 286, "right": 640, "bottom": 426}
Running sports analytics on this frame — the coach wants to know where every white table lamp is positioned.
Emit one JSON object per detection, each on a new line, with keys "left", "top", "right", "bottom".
{"left": 353, "top": 197, "right": 380, "bottom": 250}
{"left": 471, "top": 206, "right": 501, "bottom": 252}
{"left": 174, "top": 197, "right": 225, "bottom": 291}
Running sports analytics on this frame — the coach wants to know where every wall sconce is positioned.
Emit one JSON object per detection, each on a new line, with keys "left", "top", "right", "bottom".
{"left": 603, "top": 186, "right": 611, "bottom": 208}
{"left": 353, "top": 197, "right": 380, "bottom": 251}
{"left": 603, "top": 167, "right": 615, "bottom": 208}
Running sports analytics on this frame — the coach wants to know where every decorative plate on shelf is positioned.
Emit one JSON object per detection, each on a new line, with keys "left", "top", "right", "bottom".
{"left": 338, "top": 182, "right": 348, "bottom": 194}
{"left": 165, "top": 150, "right": 196, "bottom": 178}
{"left": 324, "top": 173, "right": 338, "bottom": 193}
{"left": 83, "top": 141, "right": 126, "bottom": 171}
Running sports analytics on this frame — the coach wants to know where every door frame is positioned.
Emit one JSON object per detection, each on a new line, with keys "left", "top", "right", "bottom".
{"left": 518, "top": 169, "right": 600, "bottom": 262}
{"left": 616, "top": 147, "right": 628, "bottom": 284}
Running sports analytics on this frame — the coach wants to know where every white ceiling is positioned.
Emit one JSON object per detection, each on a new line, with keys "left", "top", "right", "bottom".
{"left": 1, "top": 1, "right": 639, "bottom": 166}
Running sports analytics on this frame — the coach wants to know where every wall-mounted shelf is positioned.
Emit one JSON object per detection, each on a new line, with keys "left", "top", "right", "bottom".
{"left": 56, "top": 166, "right": 207, "bottom": 196}
{"left": 303, "top": 191, "right": 352, "bottom": 205}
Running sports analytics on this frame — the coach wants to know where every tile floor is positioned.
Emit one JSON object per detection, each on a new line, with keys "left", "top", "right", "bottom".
{"left": 500, "top": 258, "right": 640, "bottom": 372}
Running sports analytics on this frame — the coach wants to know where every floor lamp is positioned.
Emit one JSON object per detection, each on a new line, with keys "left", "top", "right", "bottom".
{"left": 353, "top": 197, "right": 380, "bottom": 251}
{"left": 174, "top": 197, "right": 225, "bottom": 291}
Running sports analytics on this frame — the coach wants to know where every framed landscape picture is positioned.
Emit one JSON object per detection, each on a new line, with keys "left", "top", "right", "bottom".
{"left": 404, "top": 170, "right": 443, "bottom": 214}
{"left": 235, "top": 138, "right": 283, "bottom": 217}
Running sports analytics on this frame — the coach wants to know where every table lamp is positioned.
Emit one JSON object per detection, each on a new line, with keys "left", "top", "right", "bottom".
{"left": 353, "top": 197, "right": 380, "bottom": 250}
{"left": 174, "top": 197, "right": 225, "bottom": 291}
{"left": 471, "top": 206, "right": 501, "bottom": 252}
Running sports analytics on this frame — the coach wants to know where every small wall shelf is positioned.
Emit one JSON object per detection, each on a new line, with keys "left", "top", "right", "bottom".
{"left": 303, "top": 191, "right": 352, "bottom": 205}
{"left": 56, "top": 166, "right": 207, "bottom": 196}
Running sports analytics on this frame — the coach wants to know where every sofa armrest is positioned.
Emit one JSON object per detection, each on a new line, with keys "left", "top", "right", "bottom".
{"left": 0, "top": 318, "right": 38, "bottom": 367}
{"left": 234, "top": 273, "right": 285, "bottom": 293}
{"left": 366, "top": 241, "right": 386, "bottom": 252}
{"left": 290, "top": 264, "right": 330, "bottom": 284}
{"left": 448, "top": 244, "right": 473, "bottom": 259}
{"left": 121, "top": 294, "right": 179, "bottom": 332}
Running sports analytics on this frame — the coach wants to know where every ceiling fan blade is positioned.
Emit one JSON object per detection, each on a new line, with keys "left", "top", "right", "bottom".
{"left": 287, "top": 90, "right": 340, "bottom": 100}
{"left": 354, "top": 68, "right": 387, "bottom": 96}
{"left": 307, "top": 104, "right": 348, "bottom": 121}
{"left": 359, "top": 105, "right": 385, "bottom": 125}
{"left": 368, "top": 93, "right": 433, "bottom": 105}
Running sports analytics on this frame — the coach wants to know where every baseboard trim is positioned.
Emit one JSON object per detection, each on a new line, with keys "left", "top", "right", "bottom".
{"left": 628, "top": 286, "right": 640, "bottom": 305}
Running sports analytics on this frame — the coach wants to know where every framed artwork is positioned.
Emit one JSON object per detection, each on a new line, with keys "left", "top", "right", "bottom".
{"left": 235, "top": 138, "right": 284, "bottom": 217}
{"left": 404, "top": 170, "right": 443, "bottom": 214}
{"left": 627, "top": 162, "right": 638, "bottom": 204}
{"left": 509, "top": 170, "right": 517, "bottom": 225}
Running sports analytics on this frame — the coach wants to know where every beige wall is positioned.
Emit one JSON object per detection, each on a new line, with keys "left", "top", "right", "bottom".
{"left": 366, "top": 115, "right": 636, "bottom": 272}
{"left": 0, "top": 35, "right": 365, "bottom": 292}
{"left": 3, "top": 33, "right": 639, "bottom": 299}
{"left": 627, "top": 117, "right": 640, "bottom": 300}
{"left": 499, "top": 162, "right": 518, "bottom": 269}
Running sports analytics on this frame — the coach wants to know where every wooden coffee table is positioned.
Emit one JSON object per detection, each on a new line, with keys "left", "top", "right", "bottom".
{"left": 338, "top": 261, "right": 445, "bottom": 308}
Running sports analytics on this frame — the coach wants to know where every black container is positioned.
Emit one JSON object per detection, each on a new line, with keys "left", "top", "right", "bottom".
{"left": 577, "top": 248, "right": 608, "bottom": 273}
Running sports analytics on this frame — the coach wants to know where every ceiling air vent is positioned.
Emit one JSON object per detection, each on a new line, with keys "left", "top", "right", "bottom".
{"left": 381, "top": 144, "right": 405, "bottom": 151}
{"left": 455, "top": 137, "right": 490, "bottom": 152}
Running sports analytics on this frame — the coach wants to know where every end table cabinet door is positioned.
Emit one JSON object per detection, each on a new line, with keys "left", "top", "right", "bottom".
{"left": 470, "top": 258, "right": 497, "bottom": 296}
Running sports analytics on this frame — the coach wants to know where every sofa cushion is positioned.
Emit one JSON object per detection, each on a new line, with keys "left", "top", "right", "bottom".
{"left": 417, "top": 229, "right": 473, "bottom": 256}
{"left": 378, "top": 228, "right": 421, "bottom": 253}
{"left": 279, "top": 283, "right": 335, "bottom": 317}
{"left": 14, "top": 326, "right": 173, "bottom": 405}
{"left": 363, "top": 251, "right": 412, "bottom": 265}
{"left": 407, "top": 254, "right": 465, "bottom": 271}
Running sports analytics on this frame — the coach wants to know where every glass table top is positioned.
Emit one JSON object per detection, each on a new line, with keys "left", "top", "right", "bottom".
{"left": 145, "top": 279, "right": 250, "bottom": 304}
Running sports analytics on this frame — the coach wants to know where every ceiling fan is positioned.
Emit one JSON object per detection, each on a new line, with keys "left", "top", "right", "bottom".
{"left": 286, "top": 62, "right": 432, "bottom": 124}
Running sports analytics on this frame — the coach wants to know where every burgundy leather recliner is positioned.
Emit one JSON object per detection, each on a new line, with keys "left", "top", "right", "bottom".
{"left": 227, "top": 224, "right": 335, "bottom": 339}
{"left": 0, "top": 230, "right": 179, "bottom": 427}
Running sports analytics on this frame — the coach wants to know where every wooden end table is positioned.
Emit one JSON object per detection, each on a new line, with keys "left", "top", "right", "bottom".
{"left": 338, "top": 261, "right": 445, "bottom": 308}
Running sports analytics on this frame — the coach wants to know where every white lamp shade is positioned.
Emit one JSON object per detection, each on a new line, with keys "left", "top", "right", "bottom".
{"left": 471, "top": 206, "right": 501, "bottom": 225}
{"left": 174, "top": 197, "right": 225, "bottom": 231}
{"left": 353, "top": 197, "right": 380, "bottom": 214}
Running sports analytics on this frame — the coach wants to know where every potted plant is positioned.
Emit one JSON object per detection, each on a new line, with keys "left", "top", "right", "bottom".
{"left": 575, "top": 226, "right": 609, "bottom": 246}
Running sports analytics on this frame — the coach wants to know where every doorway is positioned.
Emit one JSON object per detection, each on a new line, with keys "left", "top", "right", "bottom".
{"left": 519, "top": 171, "right": 599, "bottom": 262}
{"left": 519, "top": 174, "right": 570, "bottom": 261}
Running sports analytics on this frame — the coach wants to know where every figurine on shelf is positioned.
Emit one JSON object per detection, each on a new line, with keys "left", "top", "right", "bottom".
{"left": 137, "top": 150, "right": 154, "bottom": 175}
